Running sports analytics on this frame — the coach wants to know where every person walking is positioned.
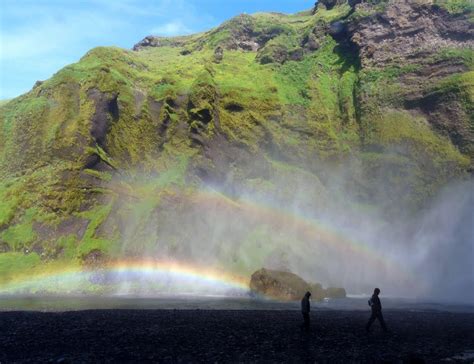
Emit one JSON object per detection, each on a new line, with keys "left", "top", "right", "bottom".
{"left": 366, "top": 287, "right": 388, "bottom": 333}
{"left": 301, "top": 291, "right": 311, "bottom": 332}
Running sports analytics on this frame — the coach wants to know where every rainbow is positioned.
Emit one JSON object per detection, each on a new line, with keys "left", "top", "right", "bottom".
{"left": 0, "top": 260, "right": 250, "bottom": 295}
{"left": 192, "top": 188, "right": 422, "bottom": 292}
{"left": 105, "top": 181, "right": 414, "bottom": 284}
{"left": 189, "top": 187, "right": 415, "bottom": 286}
{"left": 0, "top": 187, "right": 418, "bottom": 295}
{"left": 110, "top": 260, "right": 250, "bottom": 291}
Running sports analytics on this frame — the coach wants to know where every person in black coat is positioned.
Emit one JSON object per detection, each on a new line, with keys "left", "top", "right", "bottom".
{"left": 301, "top": 291, "right": 311, "bottom": 331}
{"left": 366, "top": 287, "right": 388, "bottom": 332}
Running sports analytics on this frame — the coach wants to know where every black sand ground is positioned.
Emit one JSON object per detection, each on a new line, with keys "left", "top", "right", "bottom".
{"left": 1, "top": 309, "right": 473, "bottom": 363}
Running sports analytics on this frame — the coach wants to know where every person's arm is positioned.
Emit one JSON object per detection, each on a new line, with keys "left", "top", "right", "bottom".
{"left": 375, "top": 296, "right": 382, "bottom": 310}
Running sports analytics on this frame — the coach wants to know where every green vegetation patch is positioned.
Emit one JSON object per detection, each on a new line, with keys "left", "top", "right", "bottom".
{"left": 76, "top": 203, "right": 115, "bottom": 257}
{"left": 0, "top": 252, "right": 41, "bottom": 284}
{"left": 0, "top": 208, "right": 37, "bottom": 251}
{"left": 434, "top": 0, "right": 474, "bottom": 14}
{"left": 361, "top": 110, "right": 470, "bottom": 210}
{"left": 314, "top": 3, "right": 352, "bottom": 22}
{"left": 433, "top": 48, "right": 474, "bottom": 68}
{"left": 0, "top": 179, "right": 20, "bottom": 227}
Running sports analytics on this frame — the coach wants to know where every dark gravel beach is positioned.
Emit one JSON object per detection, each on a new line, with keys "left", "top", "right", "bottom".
{"left": 1, "top": 309, "right": 473, "bottom": 363}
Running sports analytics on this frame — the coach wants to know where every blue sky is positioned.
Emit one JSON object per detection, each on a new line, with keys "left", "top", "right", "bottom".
{"left": 0, "top": 0, "right": 313, "bottom": 99}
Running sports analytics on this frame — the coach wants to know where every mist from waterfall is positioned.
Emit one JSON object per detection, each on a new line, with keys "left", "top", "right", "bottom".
{"left": 108, "top": 160, "right": 474, "bottom": 303}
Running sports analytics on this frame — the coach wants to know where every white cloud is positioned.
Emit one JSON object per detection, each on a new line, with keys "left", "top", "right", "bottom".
{"left": 150, "top": 20, "right": 193, "bottom": 36}
{"left": 0, "top": 12, "right": 124, "bottom": 62}
{"left": 0, "top": 0, "right": 217, "bottom": 98}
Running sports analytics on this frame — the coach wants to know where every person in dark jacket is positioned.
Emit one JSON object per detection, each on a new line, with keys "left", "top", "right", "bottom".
{"left": 366, "top": 287, "right": 388, "bottom": 332}
{"left": 301, "top": 291, "right": 311, "bottom": 331}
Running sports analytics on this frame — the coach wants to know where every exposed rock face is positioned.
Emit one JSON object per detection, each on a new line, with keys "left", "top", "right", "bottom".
{"left": 32, "top": 80, "right": 43, "bottom": 89}
{"left": 133, "top": 35, "right": 192, "bottom": 51}
{"left": 317, "top": 0, "right": 344, "bottom": 11}
{"left": 87, "top": 89, "right": 119, "bottom": 148}
{"left": 250, "top": 268, "right": 346, "bottom": 301}
{"left": 348, "top": 0, "right": 473, "bottom": 68}
{"left": 213, "top": 46, "right": 224, "bottom": 63}
{"left": 82, "top": 249, "right": 107, "bottom": 268}
{"left": 216, "top": 15, "right": 262, "bottom": 51}
{"left": 315, "top": 0, "right": 361, "bottom": 12}
{"left": 0, "top": 242, "right": 11, "bottom": 253}
{"left": 347, "top": 0, "right": 473, "bottom": 162}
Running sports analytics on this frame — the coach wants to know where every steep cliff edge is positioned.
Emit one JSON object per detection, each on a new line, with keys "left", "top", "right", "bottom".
{"left": 347, "top": 0, "right": 473, "bottom": 162}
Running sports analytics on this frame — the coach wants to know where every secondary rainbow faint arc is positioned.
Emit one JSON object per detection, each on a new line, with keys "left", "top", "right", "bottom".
{"left": 190, "top": 187, "right": 413, "bottom": 282}
{"left": 102, "top": 182, "right": 406, "bottom": 277}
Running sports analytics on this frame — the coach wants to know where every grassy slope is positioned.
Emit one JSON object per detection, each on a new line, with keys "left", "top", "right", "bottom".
{"left": 0, "top": 3, "right": 471, "bottom": 291}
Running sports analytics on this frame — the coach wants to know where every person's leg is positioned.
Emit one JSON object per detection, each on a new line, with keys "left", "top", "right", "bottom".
{"left": 304, "top": 313, "right": 310, "bottom": 331}
{"left": 377, "top": 312, "right": 388, "bottom": 332}
{"left": 366, "top": 312, "right": 376, "bottom": 332}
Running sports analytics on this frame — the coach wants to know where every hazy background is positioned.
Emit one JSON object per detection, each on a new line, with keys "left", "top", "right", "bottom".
{"left": 106, "top": 164, "right": 474, "bottom": 303}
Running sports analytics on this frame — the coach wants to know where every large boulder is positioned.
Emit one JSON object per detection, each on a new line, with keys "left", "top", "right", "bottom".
{"left": 324, "top": 287, "right": 347, "bottom": 299}
{"left": 250, "top": 268, "right": 309, "bottom": 300}
{"left": 249, "top": 268, "right": 345, "bottom": 301}
{"left": 309, "top": 282, "right": 326, "bottom": 301}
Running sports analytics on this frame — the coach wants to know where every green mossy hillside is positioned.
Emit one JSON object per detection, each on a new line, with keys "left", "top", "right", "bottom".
{"left": 0, "top": 2, "right": 472, "bottom": 293}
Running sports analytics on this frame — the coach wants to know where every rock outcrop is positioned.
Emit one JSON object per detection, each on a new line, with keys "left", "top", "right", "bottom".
{"left": 348, "top": 0, "right": 473, "bottom": 68}
{"left": 132, "top": 35, "right": 192, "bottom": 51}
{"left": 134, "top": 14, "right": 285, "bottom": 53}
{"left": 347, "top": 0, "right": 473, "bottom": 162}
{"left": 250, "top": 268, "right": 346, "bottom": 301}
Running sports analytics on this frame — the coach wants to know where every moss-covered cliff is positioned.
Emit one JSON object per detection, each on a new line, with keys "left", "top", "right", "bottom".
{"left": 0, "top": 0, "right": 472, "bottom": 293}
